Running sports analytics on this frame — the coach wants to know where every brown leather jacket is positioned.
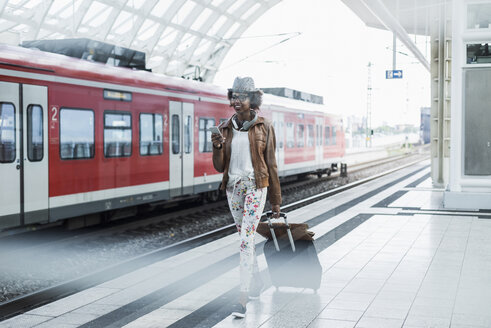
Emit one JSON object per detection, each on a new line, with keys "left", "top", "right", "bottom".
{"left": 212, "top": 116, "right": 282, "bottom": 206}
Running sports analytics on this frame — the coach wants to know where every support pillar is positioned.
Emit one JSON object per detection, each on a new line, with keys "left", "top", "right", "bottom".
{"left": 430, "top": 1, "right": 452, "bottom": 188}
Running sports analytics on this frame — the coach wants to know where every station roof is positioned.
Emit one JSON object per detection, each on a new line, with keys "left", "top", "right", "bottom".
{"left": 0, "top": 0, "right": 280, "bottom": 82}
{"left": 341, "top": 0, "right": 441, "bottom": 72}
{"left": 0, "top": 0, "right": 433, "bottom": 81}
{"left": 342, "top": 0, "right": 441, "bottom": 36}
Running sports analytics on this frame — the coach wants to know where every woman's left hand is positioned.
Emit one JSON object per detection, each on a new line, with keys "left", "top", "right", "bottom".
{"left": 272, "top": 204, "right": 281, "bottom": 218}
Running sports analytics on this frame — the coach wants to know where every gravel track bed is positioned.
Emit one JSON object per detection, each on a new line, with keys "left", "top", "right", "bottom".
{"left": 0, "top": 152, "right": 428, "bottom": 304}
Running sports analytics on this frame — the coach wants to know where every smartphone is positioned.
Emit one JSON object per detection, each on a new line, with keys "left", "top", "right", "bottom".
{"left": 208, "top": 126, "right": 222, "bottom": 136}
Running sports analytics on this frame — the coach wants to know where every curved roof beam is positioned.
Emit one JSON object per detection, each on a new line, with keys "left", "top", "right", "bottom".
{"left": 202, "top": 1, "right": 280, "bottom": 81}
{"left": 30, "top": 1, "right": 54, "bottom": 40}
{"left": 0, "top": 0, "right": 283, "bottom": 82}
{"left": 97, "top": 0, "right": 128, "bottom": 40}
{"left": 127, "top": 0, "right": 162, "bottom": 47}
{"left": 73, "top": 0, "right": 94, "bottom": 35}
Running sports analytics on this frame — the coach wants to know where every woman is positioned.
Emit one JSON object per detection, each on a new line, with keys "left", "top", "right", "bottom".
{"left": 211, "top": 77, "right": 281, "bottom": 318}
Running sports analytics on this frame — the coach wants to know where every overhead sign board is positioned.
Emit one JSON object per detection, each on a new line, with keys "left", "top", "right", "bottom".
{"left": 386, "top": 70, "right": 403, "bottom": 79}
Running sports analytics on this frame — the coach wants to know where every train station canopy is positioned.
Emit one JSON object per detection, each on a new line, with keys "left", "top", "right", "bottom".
{"left": 342, "top": 0, "right": 440, "bottom": 72}
{"left": 0, "top": 0, "right": 432, "bottom": 81}
{"left": 0, "top": 0, "right": 280, "bottom": 82}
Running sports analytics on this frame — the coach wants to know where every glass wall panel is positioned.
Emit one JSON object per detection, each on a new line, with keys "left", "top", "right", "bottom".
{"left": 467, "top": 4, "right": 491, "bottom": 29}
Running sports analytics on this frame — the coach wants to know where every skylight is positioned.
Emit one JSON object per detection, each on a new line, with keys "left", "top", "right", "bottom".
{"left": 158, "top": 27, "right": 179, "bottom": 47}
{"left": 223, "top": 22, "right": 241, "bottom": 40}
{"left": 242, "top": 3, "right": 261, "bottom": 21}
{"left": 82, "top": 2, "right": 112, "bottom": 28}
{"left": 0, "top": 0, "right": 276, "bottom": 82}
{"left": 112, "top": 11, "right": 133, "bottom": 35}
{"left": 227, "top": 0, "right": 248, "bottom": 15}
{"left": 177, "top": 33, "right": 197, "bottom": 52}
{"left": 137, "top": 20, "right": 159, "bottom": 41}
{"left": 207, "top": 15, "right": 227, "bottom": 37}
{"left": 172, "top": 1, "right": 196, "bottom": 24}
{"left": 190, "top": 7, "right": 213, "bottom": 31}
{"left": 59, "top": 0, "right": 82, "bottom": 19}
{"left": 23, "top": 0, "right": 43, "bottom": 9}
{"left": 152, "top": 0, "right": 174, "bottom": 17}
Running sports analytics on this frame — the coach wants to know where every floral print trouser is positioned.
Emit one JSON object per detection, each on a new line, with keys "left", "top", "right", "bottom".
{"left": 226, "top": 177, "right": 267, "bottom": 293}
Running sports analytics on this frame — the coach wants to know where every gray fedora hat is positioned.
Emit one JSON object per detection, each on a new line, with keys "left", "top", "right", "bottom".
{"left": 228, "top": 76, "right": 261, "bottom": 93}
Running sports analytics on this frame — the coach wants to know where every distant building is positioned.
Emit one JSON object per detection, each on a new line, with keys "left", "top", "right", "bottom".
{"left": 345, "top": 115, "right": 364, "bottom": 135}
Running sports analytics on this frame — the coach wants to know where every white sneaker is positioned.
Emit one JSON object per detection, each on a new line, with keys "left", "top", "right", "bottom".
{"left": 231, "top": 303, "right": 246, "bottom": 318}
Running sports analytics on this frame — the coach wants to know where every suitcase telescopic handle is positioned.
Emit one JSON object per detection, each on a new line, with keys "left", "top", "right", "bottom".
{"left": 265, "top": 211, "right": 296, "bottom": 252}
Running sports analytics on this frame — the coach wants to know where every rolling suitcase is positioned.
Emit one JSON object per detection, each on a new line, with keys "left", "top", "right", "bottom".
{"left": 262, "top": 211, "right": 322, "bottom": 291}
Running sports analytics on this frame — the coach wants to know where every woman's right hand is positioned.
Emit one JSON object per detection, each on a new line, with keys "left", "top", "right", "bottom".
{"left": 211, "top": 133, "right": 224, "bottom": 148}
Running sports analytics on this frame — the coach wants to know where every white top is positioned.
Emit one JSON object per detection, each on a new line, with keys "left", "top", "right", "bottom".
{"left": 228, "top": 128, "right": 254, "bottom": 184}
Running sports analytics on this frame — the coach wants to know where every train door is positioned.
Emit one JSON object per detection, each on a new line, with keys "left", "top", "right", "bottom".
{"left": 315, "top": 117, "right": 323, "bottom": 167}
{"left": 169, "top": 101, "right": 194, "bottom": 197}
{"left": 22, "top": 84, "right": 48, "bottom": 224}
{"left": 272, "top": 112, "right": 284, "bottom": 172}
{"left": 0, "top": 82, "right": 21, "bottom": 229}
{"left": 0, "top": 83, "right": 48, "bottom": 229}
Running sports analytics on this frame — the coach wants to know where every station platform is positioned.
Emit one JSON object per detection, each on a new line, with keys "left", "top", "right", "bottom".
{"left": 3, "top": 159, "right": 491, "bottom": 328}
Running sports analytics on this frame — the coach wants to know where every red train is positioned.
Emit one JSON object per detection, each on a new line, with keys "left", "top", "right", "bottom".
{"left": 0, "top": 44, "right": 345, "bottom": 230}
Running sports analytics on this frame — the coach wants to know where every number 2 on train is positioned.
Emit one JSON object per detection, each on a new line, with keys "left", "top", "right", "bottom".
{"left": 51, "top": 106, "right": 58, "bottom": 121}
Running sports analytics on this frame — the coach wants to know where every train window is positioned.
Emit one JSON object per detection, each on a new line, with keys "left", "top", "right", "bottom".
{"left": 273, "top": 121, "right": 283, "bottom": 149}
{"left": 27, "top": 105, "right": 43, "bottom": 162}
{"left": 0, "top": 103, "right": 15, "bottom": 163}
{"left": 184, "top": 115, "right": 192, "bottom": 154}
{"left": 198, "top": 117, "right": 215, "bottom": 152}
{"left": 296, "top": 124, "right": 304, "bottom": 147}
{"left": 60, "top": 108, "right": 95, "bottom": 160}
{"left": 104, "top": 112, "right": 132, "bottom": 157}
{"left": 325, "top": 126, "right": 330, "bottom": 145}
{"left": 286, "top": 122, "right": 294, "bottom": 148}
{"left": 316, "top": 125, "right": 323, "bottom": 146}
{"left": 139, "top": 113, "right": 163, "bottom": 156}
{"left": 307, "top": 125, "right": 314, "bottom": 147}
{"left": 171, "top": 114, "right": 180, "bottom": 154}
{"left": 332, "top": 126, "right": 337, "bottom": 145}
{"left": 466, "top": 43, "right": 491, "bottom": 64}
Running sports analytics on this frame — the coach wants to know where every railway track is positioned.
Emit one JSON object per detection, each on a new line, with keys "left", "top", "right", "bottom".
{"left": 0, "top": 147, "right": 427, "bottom": 256}
{"left": 0, "top": 150, "right": 429, "bottom": 320}
{"left": 0, "top": 147, "right": 426, "bottom": 244}
{"left": 278, "top": 146, "right": 427, "bottom": 201}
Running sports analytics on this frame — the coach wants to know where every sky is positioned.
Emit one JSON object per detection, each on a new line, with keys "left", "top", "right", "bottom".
{"left": 213, "top": 0, "right": 431, "bottom": 128}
